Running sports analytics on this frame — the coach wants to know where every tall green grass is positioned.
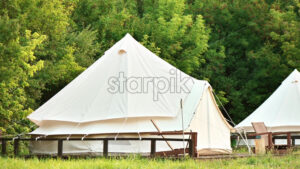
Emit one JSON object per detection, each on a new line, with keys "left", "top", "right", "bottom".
{"left": 1, "top": 154, "right": 300, "bottom": 169}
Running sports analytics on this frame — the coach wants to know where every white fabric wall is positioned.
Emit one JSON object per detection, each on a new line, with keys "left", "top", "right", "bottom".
{"left": 30, "top": 80, "right": 207, "bottom": 135}
{"left": 28, "top": 34, "right": 233, "bottom": 155}
{"left": 236, "top": 69, "right": 300, "bottom": 132}
{"left": 30, "top": 87, "right": 232, "bottom": 155}
{"left": 188, "top": 87, "right": 232, "bottom": 154}
{"left": 30, "top": 134, "right": 188, "bottom": 155}
{"left": 28, "top": 34, "right": 195, "bottom": 125}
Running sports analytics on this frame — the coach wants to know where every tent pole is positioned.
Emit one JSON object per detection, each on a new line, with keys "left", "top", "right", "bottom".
{"left": 180, "top": 99, "right": 185, "bottom": 156}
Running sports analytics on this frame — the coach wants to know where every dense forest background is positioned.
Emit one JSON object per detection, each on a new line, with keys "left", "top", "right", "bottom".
{"left": 0, "top": 0, "right": 299, "bottom": 135}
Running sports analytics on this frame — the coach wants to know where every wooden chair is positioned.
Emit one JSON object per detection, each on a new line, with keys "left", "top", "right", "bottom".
{"left": 251, "top": 122, "right": 273, "bottom": 150}
{"left": 251, "top": 122, "right": 292, "bottom": 152}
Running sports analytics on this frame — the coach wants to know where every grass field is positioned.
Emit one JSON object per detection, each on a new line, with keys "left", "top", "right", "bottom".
{"left": 1, "top": 154, "right": 300, "bottom": 169}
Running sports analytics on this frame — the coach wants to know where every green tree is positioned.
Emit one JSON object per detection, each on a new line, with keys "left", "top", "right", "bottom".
{"left": 188, "top": 0, "right": 300, "bottom": 122}
{"left": 244, "top": 2, "right": 300, "bottom": 120}
{"left": 0, "top": 16, "right": 45, "bottom": 134}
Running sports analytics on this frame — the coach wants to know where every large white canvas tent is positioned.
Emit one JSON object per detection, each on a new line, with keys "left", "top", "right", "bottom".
{"left": 28, "top": 33, "right": 233, "bottom": 155}
{"left": 236, "top": 69, "right": 300, "bottom": 133}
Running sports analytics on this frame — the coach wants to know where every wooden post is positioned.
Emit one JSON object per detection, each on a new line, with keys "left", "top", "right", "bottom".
{"left": 1, "top": 139, "right": 6, "bottom": 155}
{"left": 255, "top": 136, "right": 266, "bottom": 154}
{"left": 268, "top": 133, "right": 273, "bottom": 149}
{"left": 57, "top": 139, "right": 63, "bottom": 157}
{"left": 292, "top": 137, "right": 295, "bottom": 146}
{"left": 103, "top": 139, "right": 108, "bottom": 157}
{"left": 150, "top": 140, "right": 156, "bottom": 157}
{"left": 287, "top": 133, "right": 291, "bottom": 148}
{"left": 14, "top": 139, "right": 19, "bottom": 156}
{"left": 188, "top": 139, "right": 194, "bottom": 157}
{"left": 191, "top": 133, "right": 197, "bottom": 157}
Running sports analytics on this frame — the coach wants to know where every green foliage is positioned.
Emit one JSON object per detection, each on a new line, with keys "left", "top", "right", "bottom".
{"left": 0, "top": 15, "right": 45, "bottom": 134}
{"left": 72, "top": 0, "right": 210, "bottom": 74}
{"left": 66, "top": 26, "right": 100, "bottom": 67}
{"left": 188, "top": 0, "right": 300, "bottom": 122}
{"left": 0, "top": 0, "right": 95, "bottom": 135}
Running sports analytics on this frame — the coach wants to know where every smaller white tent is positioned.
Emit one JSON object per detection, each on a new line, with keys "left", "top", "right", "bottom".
{"left": 236, "top": 69, "right": 300, "bottom": 132}
{"left": 28, "top": 33, "right": 233, "bottom": 155}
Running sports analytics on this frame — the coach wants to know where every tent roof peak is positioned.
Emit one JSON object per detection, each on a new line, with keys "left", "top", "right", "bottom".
{"left": 282, "top": 69, "right": 300, "bottom": 84}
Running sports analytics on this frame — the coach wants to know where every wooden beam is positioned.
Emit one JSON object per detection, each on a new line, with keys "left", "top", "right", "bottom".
{"left": 1, "top": 137, "right": 190, "bottom": 142}
{"left": 272, "top": 132, "right": 293, "bottom": 135}
{"left": 29, "top": 131, "right": 196, "bottom": 138}
{"left": 155, "top": 148, "right": 189, "bottom": 157}
{"left": 248, "top": 132, "right": 273, "bottom": 136}
{"left": 148, "top": 132, "right": 195, "bottom": 135}
{"left": 232, "top": 135, "right": 300, "bottom": 140}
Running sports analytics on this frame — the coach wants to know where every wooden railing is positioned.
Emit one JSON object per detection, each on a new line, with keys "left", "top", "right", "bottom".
{"left": 0, "top": 137, "right": 196, "bottom": 157}
{"left": 231, "top": 134, "right": 300, "bottom": 147}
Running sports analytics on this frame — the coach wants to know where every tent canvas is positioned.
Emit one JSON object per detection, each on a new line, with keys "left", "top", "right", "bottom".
{"left": 28, "top": 33, "right": 233, "bottom": 155}
{"left": 236, "top": 69, "right": 300, "bottom": 132}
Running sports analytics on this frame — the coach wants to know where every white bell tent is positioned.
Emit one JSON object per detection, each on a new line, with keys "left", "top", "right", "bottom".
{"left": 28, "top": 33, "right": 233, "bottom": 155}
{"left": 236, "top": 69, "right": 300, "bottom": 133}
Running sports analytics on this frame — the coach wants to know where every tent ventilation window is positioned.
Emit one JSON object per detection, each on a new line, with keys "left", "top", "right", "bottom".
{"left": 118, "top": 49, "right": 126, "bottom": 55}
